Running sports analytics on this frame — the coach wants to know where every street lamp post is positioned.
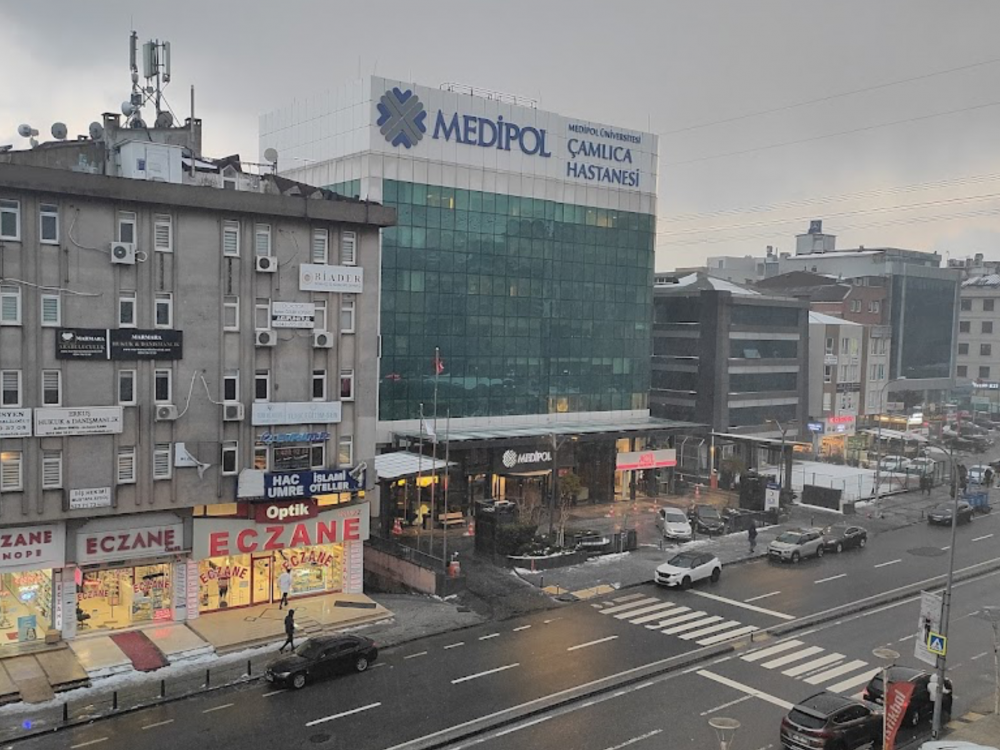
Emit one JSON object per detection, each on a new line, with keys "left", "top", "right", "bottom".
{"left": 873, "top": 647, "right": 900, "bottom": 746}
{"left": 977, "top": 606, "right": 1000, "bottom": 715}
{"left": 708, "top": 717, "right": 740, "bottom": 750}
{"left": 873, "top": 376, "right": 907, "bottom": 514}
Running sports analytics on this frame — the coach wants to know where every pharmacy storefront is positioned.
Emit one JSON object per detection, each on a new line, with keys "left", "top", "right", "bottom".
{"left": 0, "top": 524, "right": 64, "bottom": 646}
{"left": 193, "top": 501, "right": 367, "bottom": 612}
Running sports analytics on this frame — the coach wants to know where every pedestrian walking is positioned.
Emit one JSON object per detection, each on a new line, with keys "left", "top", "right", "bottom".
{"left": 748, "top": 520, "right": 758, "bottom": 554}
{"left": 985, "top": 467, "right": 994, "bottom": 488}
{"left": 279, "top": 609, "right": 296, "bottom": 653}
{"left": 278, "top": 568, "right": 292, "bottom": 610}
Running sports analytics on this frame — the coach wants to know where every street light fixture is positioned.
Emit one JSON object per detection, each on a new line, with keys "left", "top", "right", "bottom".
{"left": 873, "top": 646, "right": 900, "bottom": 746}
{"left": 708, "top": 716, "right": 740, "bottom": 750}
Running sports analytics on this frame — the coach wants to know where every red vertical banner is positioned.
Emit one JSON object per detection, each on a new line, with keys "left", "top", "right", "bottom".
{"left": 434, "top": 350, "right": 445, "bottom": 375}
{"left": 884, "top": 680, "right": 915, "bottom": 750}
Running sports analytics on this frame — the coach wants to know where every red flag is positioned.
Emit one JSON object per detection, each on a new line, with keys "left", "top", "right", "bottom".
{"left": 884, "top": 679, "right": 915, "bottom": 750}
{"left": 433, "top": 351, "right": 445, "bottom": 376}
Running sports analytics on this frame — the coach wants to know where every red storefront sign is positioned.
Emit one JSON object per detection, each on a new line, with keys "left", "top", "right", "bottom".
{"left": 251, "top": 498, "right": 319, "bottom": 524}
{"left": 0, "top": 524, "right": 66, "bottom": 572}
{"left": 616, "top": 449, "right": 677, "bottom": 471}
{"left": 883, "top": 680, "right": 915, "bottom": 750}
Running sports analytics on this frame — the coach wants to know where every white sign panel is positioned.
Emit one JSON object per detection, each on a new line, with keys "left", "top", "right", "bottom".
{"left": 252, "top": 401, "right": 342, "bottom": 427}
{"left": 764, "top": 486, "right": 781, "bottom": 511}
{"left": 299, "top": 264, "right": 364, "bottom": 293}
{"left": 915, "top": 590, "right": 943, "bottom": 667}
{"left": 0, "top": 408, "right": 32, "bottom": 438}
{"left": 0, "top": 524, "right": 66, "bottom": 573}
{"left": 77, "top": 521, "right": 184, "bottom": 565}
{"left": 69, "top": 487, "right": 113, "bottom": 510}
{"left": 271, "top": 301, "right": 316, "bottom": 329}
{"left": 35, "top": 406, "right": 123, "bottom": 437}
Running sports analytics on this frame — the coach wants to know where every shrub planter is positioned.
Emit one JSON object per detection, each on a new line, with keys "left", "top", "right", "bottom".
{"left": 506, "top": 549, "right": 589, "bottom": 570}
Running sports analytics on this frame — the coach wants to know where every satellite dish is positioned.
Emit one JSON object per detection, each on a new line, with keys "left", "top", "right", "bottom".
{"left": 264, "top": 147, "right": 278, "bottom": 163}
{"left": 17, "top": 124, "right": 38, "bottom": 138}
{"left": 129, "top": 118, "right": 147, "bottom": 129}
{"left": 51, "top": 122, "right": 68, "bottom": 140}
{"left": 88, "top": 122, "right": 105, "bottom": 140}
{"left": 154, "top": 111, "right": 174, "bottom": 128}
{"left": 121, "top": 101, "right": 137, "bottom": 116}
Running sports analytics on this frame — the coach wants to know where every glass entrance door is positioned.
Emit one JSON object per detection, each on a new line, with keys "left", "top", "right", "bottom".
{"left": 251, "top": 555, "right": 272, "bottom": 605}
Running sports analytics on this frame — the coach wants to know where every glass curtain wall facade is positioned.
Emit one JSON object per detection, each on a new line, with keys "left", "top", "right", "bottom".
{"left": 377, "top": 179, "right": 654, "bottom": 421}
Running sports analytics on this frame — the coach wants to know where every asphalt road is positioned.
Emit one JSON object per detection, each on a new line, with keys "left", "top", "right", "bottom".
{"left": 14, "top": 510, "right": 1000, "bottom": 750}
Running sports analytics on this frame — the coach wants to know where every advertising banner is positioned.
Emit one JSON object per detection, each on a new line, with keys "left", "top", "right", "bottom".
{"left": 616, "top": 449, "right": 676, "bottom": 470}
{"left": 883, "top": 680, "right": 915, "bottom": 750}
{"left": 299, "top": 264, "right": 364, "bottom": 293}
{"left": 251, "top": 401, "right": 342, "bottom": 427}
{"left": 56, "top": 328, "right": 184, "bottom": 360}
{"left": 915, "top": 590, "right": 943, "bottom": 666}
{"left": 271, "top": 302, "right": 316, "bottom": 329}
{"left": 35, "top": 406, "right": 123, "bottom": 437}
{"left": 0, "top": 524, "right": 66, "bottom": 573}
{"left": 0, "top": 408, "right": 32, "bottom": 438}
{"left": 69, "top": 487, "right": 113, "bottom": 510}
{"left": 77, "top": 521, "right": 184, "bottom": 565}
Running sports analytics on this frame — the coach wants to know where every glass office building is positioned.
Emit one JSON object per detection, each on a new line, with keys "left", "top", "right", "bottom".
{"left": 262, "top": 77, "right": 659, "bottom": 437}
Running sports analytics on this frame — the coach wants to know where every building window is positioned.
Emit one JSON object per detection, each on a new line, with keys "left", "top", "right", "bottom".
{"left": 118, "top": 369, "right": 136, "bottom": 405}
{"left": 253, "top": 444, "right": 268, "bottom": 471}
{"left": 117, "top": 447, "right": 136, "bottom": 484}
{"left": 0, "top": 284, "right": 22, "bottom": 325}
{"left": 822, "top": 392, "right": 832, "bottom": 412}
{"left": 155, "top": 293, "right": 173, "bottom": 328}
{"left": 337, "top": 436, "right": 353, "bottom": 467}
{"left": 42, "top": 451, "right": 62, "bottom": 490}
{"left": 839, "top": 364, "right": 848, "bottom": 381}
{"left": 341, "top": 231, "right": 357, "bottom": 265}
{"left": 312, "top": 370, "right": 326, "bottom": 401}
{"left": 254, "top": 370, "right": 270, "bottom": 402}
{"left": 984, "top": 321, "right": 994, "bottom": 335}
{"left": 153, "top": 444, "right": 172, "bottom": 480}
{"left": 254, "top": 298, "right": 271, "bottom": 330}
{"left": 985, "top": 299, "right": 995, "bottom": 312}
{"left": 868, "top": 300, "right": 880, "bottom": 313}
{"left": 154, "top": 214, "right": 172, "bottom": 252}
{"left": 40, "top": 294, "right": 61, "bottom": 326}
{"left": 221, "top": 441, "right": 239, "bottom": 476}
{"left": 340, "top": 369, "right": 354, "bottom": 401}
{"left": 961, "top": 299, "right": 972, "bottom": 311}
{"left": 39, "top": 203, "right": 59, "bottom": 244}
{"left": 982, "top": 344, "right": 993, "bottom": 357}
{"left": 119, "top": 291, "right": 136, "bottom": 327}
{"left": 223, "top": 371, "right": 239, "bottom": 402}
{"left": 850, "top": 299, "right": 861, "bottom": 313}
{"left": 118, "top": 210, "right": 137, "bottom": 244}
{"left": 310, "top": 442, "right": 326, "bottom": 469}
{"left": 0, "top": 199, "right": 20, "bottom": 240}
{"left": 314, "top": 300, "right": 328, "bottom": 332}
{"left": 42, "top": 369, "right": 61, "bottom": 406}
{"left": 223, "top": 295, "right": 239, "bottom": 331}
{"left": 840, "top": 337, "right": 849, "bottom": 353}
{"left": 823, "top": 365, "right": 832, "bottom": 383}
{"left": 222, "top": 220, "right": 240, "bottom": 256}
{"left": 980, "top": 366, "right": 991, "bottom": 379}
{"left": 222, "top": 166, "right": 238, "bottom": 190}
{"left": 1, "top": 370, "right": 22, "bottom": 407}
{"left": 878, "top": 364, "right": 885, "bottom": 379}
{"left": 960, "top": 321, "right": 971, "bottom": 334}
{"left": 312, "top": 228, "right": 329, "bottom": 264}
{"left": 341, "top": 296, "right": 356, "bottom": 333}
{"left": 0, "top": 451, "right": 23, "bottom": 492}
{"left": 254, "top": 223, "right": 272, "bottom": 257}
{"left": 154, "top": 369, "right": 172, "bottom": 403}
{"left": 958, "top": 365, "right": 968, "bottom": 377}
{"left": 959, "top": 343, "right": 969, "bottom": 355}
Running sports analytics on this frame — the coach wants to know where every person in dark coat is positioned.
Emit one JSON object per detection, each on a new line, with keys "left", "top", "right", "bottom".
{"left": 279, "top": 609, "right": 296, "bottom": 653}
{"left": 748, "top": 520, "right": 758, "bottom": 553}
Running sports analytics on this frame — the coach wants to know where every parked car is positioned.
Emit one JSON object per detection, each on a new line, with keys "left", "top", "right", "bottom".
{"left": 769, "top": 528, "right": 825, "bottom": 563}
{"left": 779, "top": 691, "right": 881, "bottom": 749}
{"left": 654, "top": 551, "right": 721, "bottom": 588}
{"left": 879, "top": 455, "right": 912, "bottom": 474}
{"left": 927, "top": 501, "right": 974, "bottom": 526}
{"left": 265, "top": 635, "right": 378, "bottom": 689}
{"left": 920, "top": 743, "right": 997, "bottom": 750}
{"left": 656, "top": 506, "right": 693, "bottom": 541}
{"left": 863, "top": 665, "right": 952, "bottom": 728}
{"left": 907, "top": 457, "right": 936, "bottom": 476}
{"left": 689, "top": 504, "right": 726, "bottom": 535}
{"left": 821, "top": 525, "right": 868, "bottom": 553}
{"left": 967, "top": 464, "right": 990, "bottom": 485}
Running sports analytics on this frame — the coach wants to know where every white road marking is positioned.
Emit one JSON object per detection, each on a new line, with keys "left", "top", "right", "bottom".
{"left": 805, "top": 659, "right": 870, "bottom": 685}
{"left": 941, "top": 546, "right": 951, "bottom": 551}
{"left": 742, "top": 639, "right": 805, "bottom": 662}
{"left": 262, "top": 689, "right": 285, "bottom": 697}
{"left": 306, "top": 702, "right": 382, "bottom": 726}
{"left": 664, "top": 616, "right": 724, "bottom": 636}
{"left": 512, "top": 625, "right": 531, "bottom": 632}
{"left": 601, "top": 729, "right": 663, "bottom": 749}
{"left": 826, "top": 668, "right": 880, "bottom": 694}
{"left": 71, "top": 740, "right": 108, "bottom": 749}
{"left": 479, "top": 633, "right": 500, "bottom": 640}
{"left": 630, "top": 605, "right": 688, "bottom": 624}
{"left": 492, "top": 715, "right": 553, "bottom": 737}
{"left": 444, "top": 642, "right": 465, "bottom": 649}
{"left": 452, "top": 663, "right": 520, "bottom": 684}
{"left": 782, "top": 652, "right": 844, "bottom": 677}
{"left": 642, "top": 606, "right": 692, "bottom": 627}
{"left": 698, "top": 625, "right": 758, "bottom": 645}
{"left": 203, "top": 703, "right": 234, "bottom": 713}
{"left": 372, "top": 663, "right": 387, "bottom": 669}
{"left": 599, "top": 597, "right": 660, "bottom": 615}
{"left": 700, "top": 694, "right": 752, "bottom": 716}
{"left": 874, "top": 559, "right": 902, "bottom": 568}
{"left": 744, "top": 591, "right": 781, "bottom": 602}
{"left": 404, "top": 651, "right": 428, "bottom": 659}
{"left": 611, "top": 593, "right": 647, "bottom": 604}
{"left": 615, "top": 601, "right": 675, "bottom": 620}
{"left": 972, "top": 651, "right": 990, "bottom": 660}
{"left": 697, "top": 669, "right": 794, "bottom": 709}
{"left": 814, "top": 574, "right": 847, "bottom": 584}
{"left": 690, "top": 590, "right": 795, "bottom": 620}
{"left": 973, "top": 534, "right": 995, "bottom": 542}
{"left": 654, "top": 610, "right": 706, "bottom": 630}
{"left": 543, "top": 618, "right": 561, "bottom": 624}
{"left": 761, "top": 646, "right": 824, "bottom": 670}
{"left": 898, "top": 634, "right": 916, "bottom": 642}
{"left": 141, "top": 719, "right": 175, "bottom": 730}
{"left": 680, "top": 620, "right": 743, "bottom": 641}
{"left": 567, "top": 635, "right": 619, "bottom": 652}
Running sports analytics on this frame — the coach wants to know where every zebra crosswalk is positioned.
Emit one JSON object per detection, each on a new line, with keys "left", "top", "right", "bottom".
{"left": 740, "top": 639, "right": 879, "bottom": 698}
{"left": 596, "top": 594, "right": 758, "bottom": 647}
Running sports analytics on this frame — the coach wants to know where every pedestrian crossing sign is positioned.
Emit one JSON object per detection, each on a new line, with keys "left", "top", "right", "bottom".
{"left": 927, "top": 632, "right": 947, "bottom": 656}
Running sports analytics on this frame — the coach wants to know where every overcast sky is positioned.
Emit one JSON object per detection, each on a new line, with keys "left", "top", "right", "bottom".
{"left": 3, "top": 1, "right": 1000, "bottom": 271}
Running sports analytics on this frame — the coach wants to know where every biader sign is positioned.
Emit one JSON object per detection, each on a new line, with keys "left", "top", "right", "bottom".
{"left": 299, "top": 264, "right": 364, "bottom": 294}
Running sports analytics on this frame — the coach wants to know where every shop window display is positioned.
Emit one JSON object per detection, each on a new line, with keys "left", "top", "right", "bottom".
{"left": 0, "top": 571, "right": 52, "bottom": 644}
{"left": 77, "top": 564, "right": 173, "bottom": 631}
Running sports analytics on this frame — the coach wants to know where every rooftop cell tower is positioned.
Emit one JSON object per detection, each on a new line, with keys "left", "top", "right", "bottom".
{"left": 123, "top": 30, "right": 175, "bottom": 129}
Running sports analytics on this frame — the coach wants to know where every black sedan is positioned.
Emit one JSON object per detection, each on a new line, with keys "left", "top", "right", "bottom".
{"left": 927, "top": 501, "right": 974, "bottom": 526}
{"left": 265, "top": 635, "right": 378, "bottom": 689}
{"left": 822, "top": 525, "right": 868, "bottom": 553}
{"left": 689, "top": 504, "right": 726, "bottom": 535}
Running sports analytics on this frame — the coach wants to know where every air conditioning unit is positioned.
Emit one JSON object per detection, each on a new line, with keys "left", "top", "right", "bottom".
{"left": 223, "top": 401, "right": 245, "bottom": 421}
{"left": 255, "top": 329, "right": 277, "bottom": 347}
{"left": 155, "top": 404, "right": 179, "bottom": 421}
{"left": 313, "top": 331, "right": 334, "bottom": 349}
{"left": 110, "top": 242, "right": 137, "bottom": 264}
{"left": 255, "top": 256, "right": 277, "bottom": 273}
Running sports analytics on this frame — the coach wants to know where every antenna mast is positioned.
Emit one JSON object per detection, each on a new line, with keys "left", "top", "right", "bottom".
{"left": 124, "top": 30, "right": 174, "bottom": 128}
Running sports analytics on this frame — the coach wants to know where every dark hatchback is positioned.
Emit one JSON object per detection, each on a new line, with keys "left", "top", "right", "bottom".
{"left": 821, "top": 525, "right": 868, "bottom": 553}
{"left": 927, "top": 501, "right": 974, "bottom": 526}
{"left": 780, "top": 691, "right": 881, "bottom": 749}
{"left": 265, "top": 635, "right": 378, "bottom": 689}
{"left": 862, "top": 665, "right": 952, "bottom": 728}
{"left": 689, "top": 504, "right": 726, "bottom": 535}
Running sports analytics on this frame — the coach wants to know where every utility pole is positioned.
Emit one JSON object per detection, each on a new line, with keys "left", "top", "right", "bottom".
{"left": 931, "top": 437, "right": 961, "bottom": 739}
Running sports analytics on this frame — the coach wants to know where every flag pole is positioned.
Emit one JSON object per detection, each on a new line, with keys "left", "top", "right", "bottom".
{"left": 430, "top": 348, "right": 441, "bottom": 559}
{"left": 443, "top": 408, "right": 451, "bottom": 572}
{"left": 417, "top": 402, "right": 424, "bottom": 554}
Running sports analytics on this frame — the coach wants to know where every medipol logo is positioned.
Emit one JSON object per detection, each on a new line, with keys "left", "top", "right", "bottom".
{"left": 376, "top": 88, "right": 427, "bottom": 149}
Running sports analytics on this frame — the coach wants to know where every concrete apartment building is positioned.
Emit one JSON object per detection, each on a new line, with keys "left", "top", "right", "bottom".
{"left": 0, "top": 114, "right": 391, "bottom": 647}
{"left": 956, "top": 274, "right": 1000, "bottom": 405}
{"left": 807, "top": 312, "right": 863, "bottom": 457}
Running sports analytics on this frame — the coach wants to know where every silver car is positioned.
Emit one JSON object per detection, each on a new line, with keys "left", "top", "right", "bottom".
{"left": 768, "top": 527, "right": 825, "bottom": 563}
